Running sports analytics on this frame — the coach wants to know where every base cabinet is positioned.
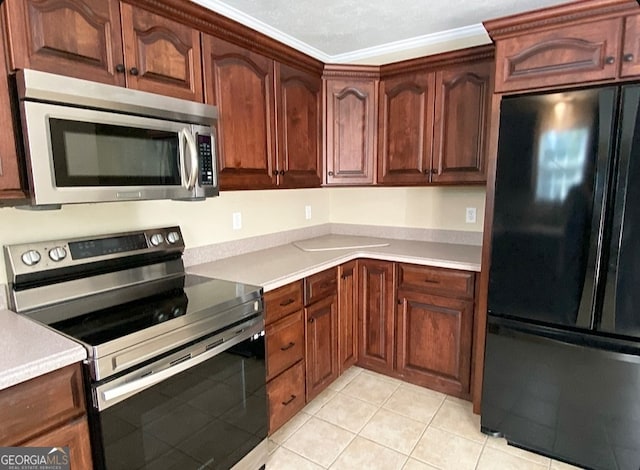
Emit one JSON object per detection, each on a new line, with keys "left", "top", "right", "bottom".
{"left": 305, "top": 294, "right": 338, "bottom": 401}
{"left": 266, "top": 360, "right": 306, "bottom": 433}
{"left": 357, "top": 259, "right": 395, "bottom": 374}
{"left": 338, "top": 261, "right": 358, "bottom": 373}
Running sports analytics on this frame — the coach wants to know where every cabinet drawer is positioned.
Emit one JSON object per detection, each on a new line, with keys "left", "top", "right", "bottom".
{"left": 398, "top": 264, "right": 475, "bottom": 299}
{"left": 267, "top": 360, "right": 305, "bottom": 434}
{"left": 266, "top": 311, "right": 305, "bottom": 381}
{"left": 265, "top": 281, "right": 303, "bottom": 324}
{"left": 0, "top": 363, "right": 85, "bottom": 445}
{"left": 304, "top": 268, "right": 338, "bottom": 305}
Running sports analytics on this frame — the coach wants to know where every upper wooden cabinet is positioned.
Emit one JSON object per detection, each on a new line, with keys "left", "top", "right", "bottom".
{"left": 485, "top": 1, "right": 640, "bottom": 93}
{"left": 203, "top": 35, "right": 277, "bottom": 190}
{"left": 276, "top": 63, "right": 323, "bottom": 188}
{"left": 378, "top": 46, "right": 493, "bottom": 185}
{"left": 324, "top": 66, "right": 379, "bottom": 185}
{"left": 203, "top": 36, "right": 322, "bottom": 190}
{"left": 377, "top": 71, "right": 435, "bottom": 185}
{"left": 432, "top": 59, "right": 492, "bottom": 183}
{"left": 3, "top": 0, "right": 202, "bottom": 100}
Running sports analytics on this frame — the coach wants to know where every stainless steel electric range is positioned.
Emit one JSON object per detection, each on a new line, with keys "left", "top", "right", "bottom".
{"left": 4, "top": 227, "right": 267, "bottom": 470}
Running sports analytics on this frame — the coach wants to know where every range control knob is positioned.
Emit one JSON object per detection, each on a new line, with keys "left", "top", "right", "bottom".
{"left": 166, "top": 231, "right": 181, "bottom": 244}
{"left": 21, "top": 250, "right": 41, "bottom": 266}
{"left": 48, "top": 246, "right": 67, "bottom": 262}
{"left": 150, "top": 233, "right": 165, "bottom": 246}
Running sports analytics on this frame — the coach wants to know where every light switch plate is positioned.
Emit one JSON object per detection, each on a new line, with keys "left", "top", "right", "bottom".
{"left": 305, "top": 205, "right": 312, "bottom": 220}
{"left": 466, "top": 207, "right": 477, "bottom": 224}
{"left": 232, "top": 212, "right": 242, "bottom": 230}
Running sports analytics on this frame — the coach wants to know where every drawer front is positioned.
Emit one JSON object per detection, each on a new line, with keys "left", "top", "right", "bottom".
{"left": 398, "top": 264, "right": 475, "bottom": 299}
{"left": 267, "top": 360, "right": 305, "bottom": 434}
{"left": 266, "top": 311, "right": 305, "bottom": 381}
{"left": 265, "top": 280, "right": 304, "bottom": 325}
{"left": 0, "top": 363, "right": 85, "bottom": 445}
{"left": 304, "top": 267, "right": 338, "bottom": 305}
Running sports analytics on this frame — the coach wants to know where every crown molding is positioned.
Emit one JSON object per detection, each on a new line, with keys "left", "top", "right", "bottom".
{"left": 191, "top": 0, "right": 491, "bottom": 65}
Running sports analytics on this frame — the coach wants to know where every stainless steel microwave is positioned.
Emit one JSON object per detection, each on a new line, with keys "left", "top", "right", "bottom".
{"left": 15, "top": 69, "right": 219, "bottom": 208}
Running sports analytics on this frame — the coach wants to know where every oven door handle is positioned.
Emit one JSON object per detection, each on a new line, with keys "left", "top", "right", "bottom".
{"left": 96, "top": 318, "right": 263, "bottom": 410}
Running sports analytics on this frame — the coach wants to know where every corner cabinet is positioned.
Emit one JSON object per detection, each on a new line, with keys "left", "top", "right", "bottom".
{"left": 357, "top": 259, "right": 395, "bottom": 374}
{"left": 377, "top": 46, "right": 493, "bottom": 185}
{"left": 3, "top": 0, "right": 203, "bottom": 100}
{"left": 323, "top": 66, "right": 379, "bottom": 185}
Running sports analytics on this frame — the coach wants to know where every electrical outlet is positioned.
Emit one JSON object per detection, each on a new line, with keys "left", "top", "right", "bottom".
{"left": 305, "top": 205, "right": 312, "bottom": 220}
{"left": 466, "top": 207, "right": 477, "bottom": 224}
{"left": 232, "top": 212, "right": 242, "bottom": 230}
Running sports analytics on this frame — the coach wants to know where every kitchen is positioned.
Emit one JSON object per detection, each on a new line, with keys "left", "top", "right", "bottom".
{"left": 1, "top": 0, "right": 639, "bottom": 469}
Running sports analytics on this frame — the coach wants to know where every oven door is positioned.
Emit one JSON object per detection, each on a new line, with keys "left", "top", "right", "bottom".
{"left": 21, "top": 101, "right": 217, "bottom": 206}
{"left": 90, "top": 317, "right": 267, "bottom": 470}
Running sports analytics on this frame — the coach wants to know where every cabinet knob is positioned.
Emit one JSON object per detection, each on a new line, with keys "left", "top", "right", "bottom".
{"left": 115, "top": 63, "right": 125, "bottom": 73}
{"left": 308, "top": 317, "right": 314, "bottom": 323}
{"left": 423, "top": 169, "right": 429, "bottom": 175}
{"left": 431, "top": 168, "right": 438, "bottom": 174}
{"left": 280, "top": 170, "right": 285, "bottom": 176}
{"left": 273, "top": 170, "right": 279, "bottom": 176}
{"left": 605, "top": 56, "right": 615, "bottom": 65}
{"left": 129, "top": 67, "right": 140, "bottom": 76}
{"left": 623, "top": 53, "right": 634, "bottom": 63}
{"left": 328, "top": 171, "right": 334, "bottom": 177}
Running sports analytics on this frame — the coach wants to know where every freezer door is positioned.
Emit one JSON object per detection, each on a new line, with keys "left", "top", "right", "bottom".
{"left": 488, "top": 88, "right": 617, "bottom": 329}
{"left": 600, "top": 85, "right": 640, "bottom": 339}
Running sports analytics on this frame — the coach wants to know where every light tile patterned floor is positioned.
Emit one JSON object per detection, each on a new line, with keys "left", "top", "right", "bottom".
{"left": 266, "top": 366, "right": 584, "bottom": 470}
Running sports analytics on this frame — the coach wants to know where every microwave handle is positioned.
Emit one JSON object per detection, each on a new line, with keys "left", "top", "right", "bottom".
{"left": 178, "top": 128, "right": 199, "bottom": 191}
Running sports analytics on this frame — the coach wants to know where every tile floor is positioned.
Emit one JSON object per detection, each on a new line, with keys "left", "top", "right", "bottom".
{"left": 265, "top": 366, "right": 583, "bottom": 470}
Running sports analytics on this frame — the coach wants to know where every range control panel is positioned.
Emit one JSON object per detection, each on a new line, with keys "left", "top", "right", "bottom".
{"left": 4, "top": 226, "right": 185, "bottom": 277}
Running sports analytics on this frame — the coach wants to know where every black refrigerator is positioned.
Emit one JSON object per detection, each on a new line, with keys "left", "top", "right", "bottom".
{"left": 482, "top": 85, "right": 640, "bottom": 470}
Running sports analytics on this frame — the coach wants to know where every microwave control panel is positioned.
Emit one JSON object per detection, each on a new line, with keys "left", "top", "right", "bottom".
{"left": 197, "top": 134, "right": 214, "bottom": 186}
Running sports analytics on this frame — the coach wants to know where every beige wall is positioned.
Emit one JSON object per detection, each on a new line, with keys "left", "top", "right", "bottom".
{"left": 0, "top": 186, "right": 485, "bottom": 285}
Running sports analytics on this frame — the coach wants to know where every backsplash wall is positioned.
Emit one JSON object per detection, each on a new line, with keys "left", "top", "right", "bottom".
{"left": 0, "top": 186, "right": 485, "bottom": 287}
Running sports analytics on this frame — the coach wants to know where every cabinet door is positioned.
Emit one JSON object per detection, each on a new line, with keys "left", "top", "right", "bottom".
{"left": 202, "top": 35, "right": 277, "bottom": 190}
{"left": 621, "top": 15, "right": 640, "bottom": 78}
{"left": 120, "top": 3, "right": 202, "bottom": 101}
{"left": 4, "top": 0, "right": 125, "bottom": 85}
{"left": 338, "top": 261, "right": 358, "bottom": 373}
{"left": 358, "top": 260, "right": 395, "bottom": 374}
{"left": 276, "top": 63, "right": 322, "bottom": 188}
{"left": 378, "top": 71, "right": 435, "bottom": 185}
{"left": 494, "top": 18, "right": 622, "bottom": 92}
{"left": 432, "top": 60, "right": 491, "bottom": 184}
{"left": 325, "top": 79, "right": 377, "bottom": 185}
{"left": 396, "top": 290, "right": 473, "bottom": 397}
{"left": 23, "top": 417, "right": 93, "bottom": 469}
{"left": 305, "top": 295, "right": 338, "bottom": 401}
{"left": 0, "top": 19, "right": 24, "bottom": 202}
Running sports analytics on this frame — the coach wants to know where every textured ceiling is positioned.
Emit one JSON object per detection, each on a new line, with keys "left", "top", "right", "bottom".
{"left": 193, "top": 0, "right": 576, "bottom": 64}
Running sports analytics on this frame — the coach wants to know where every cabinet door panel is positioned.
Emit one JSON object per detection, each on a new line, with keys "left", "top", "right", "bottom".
{"left": 305, "top": 295, "right": 338, "bottom": 401}
{"left": 325, "top": 80, "right": 377, "bottom": 185}
{"left": 203, "top": 35, "right": 276, "bottom": 190}
{"left": 358, "top": 260, "right": 394, "bottom": 374}
{"left": 495, "top": 18, "right": 622, "bottom": 92}
{"left": 397, "top": 290, "right": 473, "bottom": 397}
{"left": 621, "top": 15, "right": 640, "bottom": 78}
{"left": 24, "top": 417, "right": 93, "bottom": 469}
{"left": 432, "top": 60, "right": 491, "bottom": 183}
{"left": 378, "top": 72, "right": 434, "bottom": 185}
{"left": 266, "top": 311, "right": 305, "bottom": 381}
{"left": 338, "top": 261, "right": 358, "bottom": 372}
{"left": 120, "top": 3, "right": 202, "bottom": 101}
{"left": 277, "top": 64, "right": 322, "bottom": 188}
{"left": 4, "top": 0, "right": 125, "bottom": 85}
{"left": 267, "top": 360, "right": 305, "bottom": 434}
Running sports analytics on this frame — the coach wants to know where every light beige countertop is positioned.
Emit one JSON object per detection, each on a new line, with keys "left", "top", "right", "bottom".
{"left": 0, "top": 309, "right": 87, "bottom": 391}
{"left": 188, "top": 234, "right": 481, "bottom": 292}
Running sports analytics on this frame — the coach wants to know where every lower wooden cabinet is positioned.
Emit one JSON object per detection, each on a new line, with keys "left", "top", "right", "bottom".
{"left": 396, "top": 290, "right": 473, "bottom": 397}
{"left": 266, "top": 360, "right": 306, "bottom": 433}
{"left": 357, "top": 259, "right": 395, "bottom": 374}
{"left": 305, "top": 294, "right": 338, "bottom": 401}
{"left": 338, "top": 261, "right": 358, "bottom": 373}
{"left": 0, "top": 363, "right": 92, "bottom": 469}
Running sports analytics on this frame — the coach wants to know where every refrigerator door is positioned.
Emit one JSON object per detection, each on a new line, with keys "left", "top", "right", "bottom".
{"left": 600, "top": 85, "right": 640, "bottom": 339}
{"left": 488, "top": 88, "right": 617, "bottom": 329}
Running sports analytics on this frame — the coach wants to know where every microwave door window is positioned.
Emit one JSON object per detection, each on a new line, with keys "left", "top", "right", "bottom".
{"left": 49, "top": 119, "right": 181, "bottom": 186}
